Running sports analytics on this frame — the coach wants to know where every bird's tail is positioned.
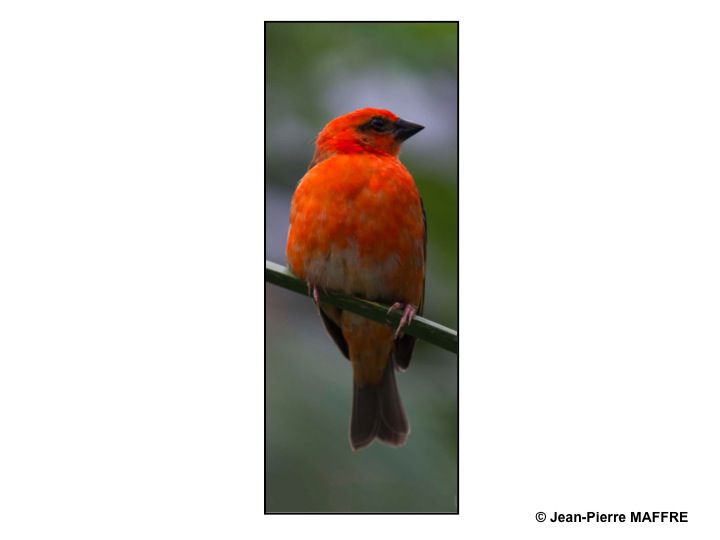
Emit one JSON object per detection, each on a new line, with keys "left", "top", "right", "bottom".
{"left": 350, "top": 360, "right": 409, "bottom": 451}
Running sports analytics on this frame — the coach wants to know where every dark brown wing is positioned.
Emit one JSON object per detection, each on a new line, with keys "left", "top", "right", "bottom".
{"left": 394, "top": 197, "right": 426, "bottom": 371}
{"left": 318, "top": 304, "right": 349, "bottom": 359}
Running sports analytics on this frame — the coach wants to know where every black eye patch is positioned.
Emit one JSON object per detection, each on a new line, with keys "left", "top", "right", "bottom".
{"left": 359, "top": 116, "right": 392, "bottom": 133}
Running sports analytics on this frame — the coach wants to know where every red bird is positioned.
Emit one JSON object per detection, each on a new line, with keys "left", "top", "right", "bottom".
{"left": 286, "top": 108, "right": 426, "bottom": 450}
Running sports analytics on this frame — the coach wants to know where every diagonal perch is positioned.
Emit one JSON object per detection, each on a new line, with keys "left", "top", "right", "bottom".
{"left": 265, "top": 260, "right": 457, "bottom": 354}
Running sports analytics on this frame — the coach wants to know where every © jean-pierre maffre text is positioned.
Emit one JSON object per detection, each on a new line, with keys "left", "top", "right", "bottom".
{"left": 549, "top": 511, "right": 688, "bottom": 523}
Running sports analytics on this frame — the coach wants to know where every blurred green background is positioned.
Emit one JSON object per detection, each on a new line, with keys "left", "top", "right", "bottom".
{"left": 265, "top": 22, "right": 458, "bottom": 513}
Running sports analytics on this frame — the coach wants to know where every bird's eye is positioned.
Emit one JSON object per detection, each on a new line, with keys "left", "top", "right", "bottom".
{"left": 370, "top": 117, "right": 387, "bottom": 130}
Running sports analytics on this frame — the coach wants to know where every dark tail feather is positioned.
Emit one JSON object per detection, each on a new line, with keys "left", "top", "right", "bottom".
{"left": 350, "top": 362, "right": 409, "bottom": 450}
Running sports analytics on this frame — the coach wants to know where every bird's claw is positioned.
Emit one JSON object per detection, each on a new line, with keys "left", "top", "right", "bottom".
{"left": 307, "top": 282, "right": 320, "bottom": 305}
{"left": 387, "top": 302, "right": 417, "bottom": 339}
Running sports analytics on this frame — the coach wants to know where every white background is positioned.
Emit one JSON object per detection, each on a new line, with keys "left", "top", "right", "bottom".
{"left": 1, "top": 1, "right": 719, "bottom": 538}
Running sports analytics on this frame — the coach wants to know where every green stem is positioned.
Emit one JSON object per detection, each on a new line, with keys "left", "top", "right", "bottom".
{"left": 265, "top": 260, "right": 457, "bottom": 354}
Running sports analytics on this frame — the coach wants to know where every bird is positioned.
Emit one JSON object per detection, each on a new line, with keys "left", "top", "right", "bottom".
{"left": 285, "top": 107, "right": 426, "bottom": 450}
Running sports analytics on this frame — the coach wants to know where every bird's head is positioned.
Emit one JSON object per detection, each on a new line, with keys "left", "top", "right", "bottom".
{"left": 310, "top": 108, "right": 424, "bottom": 167}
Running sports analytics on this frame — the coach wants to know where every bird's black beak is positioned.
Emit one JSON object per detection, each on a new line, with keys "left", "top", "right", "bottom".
{"left": 393, "top": 118, "right": 424, "bottom": 142}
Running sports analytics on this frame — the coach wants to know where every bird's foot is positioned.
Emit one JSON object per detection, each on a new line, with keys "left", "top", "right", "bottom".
{"left": 387, "top": 302, "right": 417, "bottom": 339}
{"left": 306, "top": 281, "right": 320, "bottom": 305}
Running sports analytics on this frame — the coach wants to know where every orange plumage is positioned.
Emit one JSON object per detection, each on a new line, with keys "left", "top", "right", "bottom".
{"left": 286, "top": 108, "right": 426, "bottom": 450}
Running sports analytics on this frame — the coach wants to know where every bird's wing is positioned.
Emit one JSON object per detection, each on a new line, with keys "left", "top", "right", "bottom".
{"left": 318, "top": 304, "right": 350, "bottom": 360}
